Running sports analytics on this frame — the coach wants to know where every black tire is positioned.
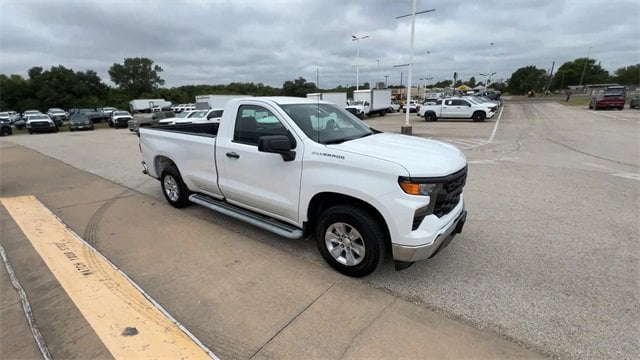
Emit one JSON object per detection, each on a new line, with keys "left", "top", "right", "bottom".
{"left": 315, "top": 205, "right": 385, "bottom": 277}
{"left": 160, "top": 165, "right": 191, "bottom": 208}
{"left": 472, "top": 111, "right": 486, "bottom": 122}
{"left": 424, "top": 112, "right": 437, "bottom": 122}
{"left": 358, "top": 113, "right": 365, "bottom": 120}
{"left": 28, "top": 129, "right": 33, "bottom": 134}
{"left": 0, "top": 127, "right": 11, "bottom": 136}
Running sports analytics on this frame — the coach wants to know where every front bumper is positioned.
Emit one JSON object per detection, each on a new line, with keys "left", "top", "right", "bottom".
{"left": 392, "top": 209, "right": 466, "bottom": 262}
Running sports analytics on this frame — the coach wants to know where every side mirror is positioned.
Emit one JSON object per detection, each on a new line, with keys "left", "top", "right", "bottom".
{"left": 258, "top": 135, "right": 296, "bottom": 161}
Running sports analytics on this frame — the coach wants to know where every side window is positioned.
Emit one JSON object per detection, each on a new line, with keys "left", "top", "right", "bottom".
{"left": 445, "top": 100, "right": 453, "bottom": 106}
{"left": 234, "top": 105, "right": 286, "bottom": 146}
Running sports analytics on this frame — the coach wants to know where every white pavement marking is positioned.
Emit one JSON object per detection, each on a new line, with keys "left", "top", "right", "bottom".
{"left": 611, "top": 173, "right": 640, "bottom": 181}
{"left": 489, "top": 105, "right": 504, "bottom": 143}
{"left": 583, "top": 162, "right": 613, "bottom": 170}
{"left": 468, "top": 157, "right": 520, "bottom": 164}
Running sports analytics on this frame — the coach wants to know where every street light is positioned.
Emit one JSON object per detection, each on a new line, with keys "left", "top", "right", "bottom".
{"left": 484, "top": 42, "right": 495, "bottom": 88}
{"left": 395, "top": 0, "right": 435, "bottom": 135}
{"left": 420, "top": 77, "right": 433, "bottom": 97}
{"left": 352, "top": 34, "right": 369, "bottom": 91}
{"left": 479, "top": 72, "right": 496, "bottom": 88}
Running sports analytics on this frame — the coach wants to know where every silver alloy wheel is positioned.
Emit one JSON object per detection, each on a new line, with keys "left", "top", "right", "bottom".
{"left": 325, "top": 222, "right": 365, "bottom": 266}
{"left": 163, "top": 175, "right": 180, "bottom": 202}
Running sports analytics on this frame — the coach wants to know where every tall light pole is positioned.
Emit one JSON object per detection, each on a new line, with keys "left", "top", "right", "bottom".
{"left": 485, "top": 42, "right": 494, "bottom": 88}
{"left": 384, "top": 75, "right": 389, "bottom": 88}
{"left": 352, "top": 34, "right": 369, "bottom": 91}
{"left": 579, "top": 46, "right": 592, "bottom": 88}
{"left": 396, "top": 1, "right": 435, "bottom": 135}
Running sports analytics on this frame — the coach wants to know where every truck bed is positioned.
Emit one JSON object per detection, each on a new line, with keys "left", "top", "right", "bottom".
{"left": 150, "top": 122, "right": 219, "bottom": 137}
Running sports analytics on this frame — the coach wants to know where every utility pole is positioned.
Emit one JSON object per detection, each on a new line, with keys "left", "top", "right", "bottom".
{"left": 579, "top": 46, "right": 592, "bottom": 88}
{"left": 384, "top": 75, "right": 389, "bottom": 88}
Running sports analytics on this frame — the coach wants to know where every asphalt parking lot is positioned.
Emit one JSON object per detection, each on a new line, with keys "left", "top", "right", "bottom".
{"left": 1, "top": 101, "right": 639, "bottom": 359}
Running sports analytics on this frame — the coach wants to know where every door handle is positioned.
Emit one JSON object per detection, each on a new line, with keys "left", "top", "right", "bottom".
{"left": 226, "top": 152, "right": 240, "bottom": 159}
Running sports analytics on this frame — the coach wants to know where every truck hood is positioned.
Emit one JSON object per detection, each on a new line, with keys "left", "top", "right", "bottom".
{"left": 330, "top": 133, "right": 466, "bottom": 177}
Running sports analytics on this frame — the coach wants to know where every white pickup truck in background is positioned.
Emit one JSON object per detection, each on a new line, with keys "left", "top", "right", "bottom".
{"left": 139, "top": 97, "right": 467, "bottom": 276}
{"left": 418, "top": 97, "right": 498, "bottom": 122}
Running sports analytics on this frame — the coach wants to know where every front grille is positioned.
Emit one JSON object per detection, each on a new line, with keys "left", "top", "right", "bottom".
{"left": 433, "top": 166, "right": 467, "bottom": 217}
{"left": 30, "top": 121, "right": 52, "bottom": 129}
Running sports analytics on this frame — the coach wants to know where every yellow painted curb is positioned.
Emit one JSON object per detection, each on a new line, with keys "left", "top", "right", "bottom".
{"left": 1, "top": 195, "right": 216, "bottom": 359}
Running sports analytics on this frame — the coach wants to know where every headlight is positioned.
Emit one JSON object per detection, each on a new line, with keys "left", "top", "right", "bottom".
{"left": 398, "top": 181, "right": 439, "bottom": 196}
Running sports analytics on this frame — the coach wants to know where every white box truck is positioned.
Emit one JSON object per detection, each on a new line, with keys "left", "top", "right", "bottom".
{"left": 129, "top": 99, "right": 172, "bottom": 113}
{"left": 345, "top": 89, "right": 392, "bottom": 118}
{"left": 194, "top": 95, "right": 252, "bottom": 110}
{"left": 306, "top": 92, "right": 347, "bottom": 107}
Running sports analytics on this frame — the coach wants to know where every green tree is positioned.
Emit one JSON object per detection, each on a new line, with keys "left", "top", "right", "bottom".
{"left": 613, "top": 64, "right": 640, "bottom": 86}
{"left": 108, "top": 57, "right": 165, "bottom": 98}
{"left": 465, "top": 76, "right": 477, "bottom": 88}
{"left": 0, "top": 74, "right": 29, "bottom": 111}
{"left": 282, "top": 77, "right": 318, "bottom": 97}
{"left": 433, "top": 80, "right": 452, "bottom": 88}
{"left": 551, "top": 58, "right": 609, "bottom": 90}
{"left": 507, "top": 65, "right": 547, "bottom": 95}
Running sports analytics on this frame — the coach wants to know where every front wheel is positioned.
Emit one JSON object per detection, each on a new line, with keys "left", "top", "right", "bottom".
{"left": 472, "top": 111, "right": 486, "bottom": 122}
{"left": 161, "top": 165, "right": 191, "bottom": 208}
{"left": 315, "top": 205, "right": 385, "bottom": 277}
{"left": 424, "top": 112, "right": 437, "bottom": 122}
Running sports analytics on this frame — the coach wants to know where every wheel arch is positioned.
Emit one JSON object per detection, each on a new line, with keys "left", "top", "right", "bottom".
{"left": 154, "top": 155, "right": 177, "bottom": 178}
{"left": 305, "top": 192, "right": 391, "bottom": 247}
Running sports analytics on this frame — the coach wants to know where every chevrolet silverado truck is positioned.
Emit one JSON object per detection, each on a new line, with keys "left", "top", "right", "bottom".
{"left": 418, "top": 97, "right": 497, "bottom": 122}
{"left": 139, "top": 97, "right": 467, "bottom": 277}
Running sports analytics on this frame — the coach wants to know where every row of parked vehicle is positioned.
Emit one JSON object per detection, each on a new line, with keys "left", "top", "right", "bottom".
{"left": 0, "top": 107, "right": 134, "bottom": 135}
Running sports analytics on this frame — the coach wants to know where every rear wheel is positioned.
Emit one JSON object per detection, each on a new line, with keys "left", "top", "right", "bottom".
{"left": 315, "top": 205, "right": 385, "bottom": 277}
{"left": 472, "top": 111, "right": 486, "bottom": 122}
{"left": 161, "top": 165, "right": 191, "bottom": 208}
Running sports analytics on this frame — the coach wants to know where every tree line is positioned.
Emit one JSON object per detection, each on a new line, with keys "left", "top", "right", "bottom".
{"left": 1, "top": 57, "right": 638, "bottom": 112}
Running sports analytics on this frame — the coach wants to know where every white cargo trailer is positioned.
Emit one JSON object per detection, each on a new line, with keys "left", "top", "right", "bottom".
{"left": 306, "top": 92, "right": 347, "bottom": 107}
{"left": 129, "top": 99, "right": 171, "bottom": 113}
{"left": 195, "top": 95, "right": 252, "bottom": 110}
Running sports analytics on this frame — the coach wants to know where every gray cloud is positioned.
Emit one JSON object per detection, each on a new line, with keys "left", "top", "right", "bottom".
{"left": 1, "top": 0, "right": 638, "bottom": 88}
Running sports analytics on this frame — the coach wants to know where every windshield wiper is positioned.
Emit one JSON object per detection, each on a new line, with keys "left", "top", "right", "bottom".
{"left": 324, "top": 138, "right": 348, "bottom": 145}
{"left": 324, "top": 132, "right": 374, "bottom": 145}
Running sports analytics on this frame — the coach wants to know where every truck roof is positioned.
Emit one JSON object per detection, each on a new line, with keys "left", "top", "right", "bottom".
{"left": 236, "top": 97, "right": 331, "bottom": 106}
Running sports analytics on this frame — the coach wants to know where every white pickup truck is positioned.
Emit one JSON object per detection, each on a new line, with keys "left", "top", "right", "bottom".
{"left": 139, "top": 97, "right": 468, "bottom": 276}
{"left": 418, "top": 97, "right": 498, "bottom": 122}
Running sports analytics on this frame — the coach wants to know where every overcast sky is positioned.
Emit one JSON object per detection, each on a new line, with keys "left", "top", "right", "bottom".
{"left": 1, "top": 0, "right": 638, "bottom": 89}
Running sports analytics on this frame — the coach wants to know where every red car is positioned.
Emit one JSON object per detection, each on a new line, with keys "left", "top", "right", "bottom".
{"left": 589, "top": 86, "right": 626, "bottom": 110}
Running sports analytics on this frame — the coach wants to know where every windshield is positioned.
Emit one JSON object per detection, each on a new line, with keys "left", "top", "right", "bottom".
{"left": 280, "top": 103, "right": 373, "bottom": 145}
{"left": 188, "top": 110, "right": 207, "bottom": 118}
{"left": 113, "top": 111, "right": 130, "bottom": 116}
